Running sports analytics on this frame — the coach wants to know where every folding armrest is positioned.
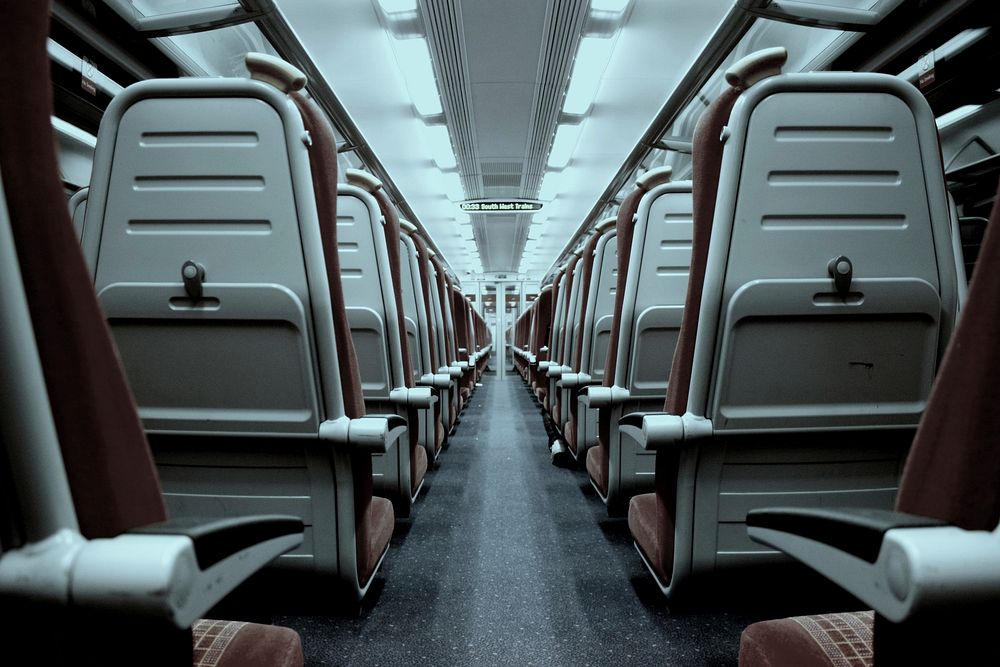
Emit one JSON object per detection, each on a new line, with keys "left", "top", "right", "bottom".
{"left": 617, "top": 411, "right": 713, "bottom": 450}
{"left": 390, "top": 385, "right": 437, "bottom": 409}
{"left": 0, "top": 516, "right": 303, "bottom": 629}
{"left": 320, "top": 414, "right": 408, "bottom": 453}
{"left": 439, "top": 365, "right": 464, "bottom": 379}
{"left": 577, "top": 384, "right": 630, "bottom": 409}
{"left": 546, "top": 364, "right": 566, "bottom": 379}
{"left": 418, "top": 372, "right": 453, "bottom": 390}
{"left": 557, "top": 371, "right": 595, "bottom": 389}
{"left": 537, "top": 361, "right": 552, "bottom": 373}
{"left": 451, "top": 359, "right": 471, "bottom": 370}
{"left": 747, "top": 508, "right": 1000, "bottom": 623}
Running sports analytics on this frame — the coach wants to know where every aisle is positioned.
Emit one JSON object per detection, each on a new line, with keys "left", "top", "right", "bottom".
{"left": 277, "top": 374, "right": 755, "bottom": 666}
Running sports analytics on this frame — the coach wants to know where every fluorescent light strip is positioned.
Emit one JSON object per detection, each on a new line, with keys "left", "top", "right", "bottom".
{"left": 393, "top": 37, "right": 443, "bottom": 116}
{"left": 380, "top": 0, "right": 417, "bottom": 12}
{"left": 563, "top": 36, "right": 615, "bottom": 115}
{"left": 547, "top": 123, "right": 584, "bottom": 169}
{"left": 423, "top": 123, "right": 457, "bottom": 169}
{"left": 590, "top": 0, "right": 630, "bottom": 11}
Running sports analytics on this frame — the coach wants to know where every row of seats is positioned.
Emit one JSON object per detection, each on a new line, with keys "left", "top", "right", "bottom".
{"left": 0, "top": 4, "right": 491, "bottom": 662}
{"left": 512, "top": 46, "right": 968, "bottom": 602}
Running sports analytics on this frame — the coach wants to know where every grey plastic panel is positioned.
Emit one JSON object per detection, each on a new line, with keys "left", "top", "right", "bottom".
{"left": 617, "top": 183, "right": 693, "bottom": 397}
{"left": 706, "top": 87, "right": 949, "bottom": 430}
{"left": 336, "top": 190, "right": 396, "bottom": 400}
{"left": 88, "top": 94, "right": 323, "bottom": 435}
{"left": 583, "top": 232, "right": 617, "bottom": 380}
{"left": 68, "top": 187, "right": 88, "bottom": 241}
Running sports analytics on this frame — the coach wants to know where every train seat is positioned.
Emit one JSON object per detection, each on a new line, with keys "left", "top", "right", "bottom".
{"left": 558, "top": 217, "right": 617, "bottom": 460}
{"left": 739, "top": 177, "right": 1000, "bottom": 666}
{"left": 545, "top": 250, "right": 583, "bottom": 429}
{"left": 529, "top": 285, "right": 555, "bottom": 402}
{"left": 341, "top": 170, "right": 437, "bottom": 516}
{"left": 622, "top": 47, "right": 965, "bottom": 596}
{"left": 79, "top": 54, "right": 403, "bottom": 598}
{"left": 399, "top": 220, "right": 451, "bottom": 461}
{"left": 0, "top": 3, "right": 304, "bottom": 662}
{"left": 579, "top": 165, "right": 688, "bottom": 511}
{"left": 538, "top": 270, "right": 567, "bottom": 412}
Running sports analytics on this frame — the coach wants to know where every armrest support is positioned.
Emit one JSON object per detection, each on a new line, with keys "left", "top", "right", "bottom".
{"left": 747, "top": 508, "right": 1000, "bottom": 622}
{"left": 418, "top": 372, "right": 452, "bottom": 390}
{"left": 0, "top": 517, "right": 303, "bottom": 630}
{"left": 546, "top": 364, "right": 566, "bottom": 379}
{"left": 389, "top": 386, "right": 437, "bottom": 409}
{"left": 320, "top": 414, "right": 407, "bottom": 453}
{"left": 578, "top": 384, "right": 630, "bottom": 409}
{"left": 557, "top": 372, "right": 594, "bottom": 389}
{"left": 618, "top": 412, "right": 713, "bottom": 450}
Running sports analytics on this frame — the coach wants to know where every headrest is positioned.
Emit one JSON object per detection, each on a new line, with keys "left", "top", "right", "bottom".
{"left": 345, "top": 169, "right": 383, "bottom": 193}
{"left": 400, "top": 219, "right": 418, "bottom": 234}
{"left": 245, "top": 53, "right": 307, "bottom": 93}
{"left": 636, "top": 165, "right": 672, "bottom": 190}
{"left": 595, "top": 216, "right": 617, "bottom": 233}
{"left": 724, "top": 47, "right": 787, "bottom": 90}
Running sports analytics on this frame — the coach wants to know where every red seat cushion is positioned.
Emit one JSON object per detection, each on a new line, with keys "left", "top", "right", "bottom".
{"left": 628, "top": 492, "right": 670, "bottom": 583}
{"left": 358, "top": 496, "right": 395, "bottom": 587}
{"left": 564, "top": 417, "right": 576, "bottom": 454}
{"left": 586, "top": 443, "right": 608, "bottom": 496}
{"left": 193, "top": 620, "right": 303, "bottom": 667}
{"left": 412, "top": 443, "right": 428, "bottom": 495}
{"left": 739, "top": 612, "right": 874, "bottom": 667}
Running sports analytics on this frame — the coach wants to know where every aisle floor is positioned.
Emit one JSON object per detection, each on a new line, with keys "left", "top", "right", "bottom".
{"left": 272, "top": 373, "right": 839, "bottom": 666}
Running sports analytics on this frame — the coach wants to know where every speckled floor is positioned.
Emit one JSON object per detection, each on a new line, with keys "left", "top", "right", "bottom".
{"left": 268, "top": 373, "right": 852, "bottom": 666}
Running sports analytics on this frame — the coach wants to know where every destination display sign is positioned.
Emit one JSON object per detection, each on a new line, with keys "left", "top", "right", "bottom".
{"left": 459, "top": 199, "right": 543, "bottom": 213}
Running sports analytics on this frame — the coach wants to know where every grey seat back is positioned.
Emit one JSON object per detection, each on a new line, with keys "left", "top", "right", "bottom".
{"left": 688, "top": 73, "right": 961, "bottom": 431}
{"left": 614, "top": 182, "right": 694, "bottom": 400}
{"left": 82, "top": 79, "right": 339, "bottom": 435}
{"left": 336, "top": 184, "right": 407, "bottom": 400}
{"left": 400, "top": 233, "right": 431, "bottom": 385}
{"left": 581, "top": 229, "right": 617, "bottom": 382}
{"left": 69, "top": 186, "right": 88, "bottom": 240}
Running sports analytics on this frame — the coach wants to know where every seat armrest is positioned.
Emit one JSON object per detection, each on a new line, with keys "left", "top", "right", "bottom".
{"left": 440, "top": 365, "right": 463, "bottom": 379}
{"left": 451, "top": 360, "right": 471, "bottom": 371}
{"left": 0, "top": 518, "right": 303, "bottom": 630}
{"left": 539, "top": 346, "right": 549, "bottom": 354}
{"left": 418, "top": 372, "right": 452, "bottom": 390}
{"left": 320, "top": 414, "right": 407, "bottom": 453}
{"left": 577, "top": 384, "right": 630, "bottom": 408}
{"left": 546, "top": 364, "right": 566, "bottom": 378}
{"left": 617, "top": 412, "right": 713, "bottom": 450}
{"left": 747, "top": 507, "right": 1000, "bottom": 623}
{"left": 537, "top": 361, "right": 551, "bottom": 373}
{"left": 557, "top": 372, "right": 594, "bottom": 389}
{"left": 390, "top": 386, "right": 437, "bottom": 409}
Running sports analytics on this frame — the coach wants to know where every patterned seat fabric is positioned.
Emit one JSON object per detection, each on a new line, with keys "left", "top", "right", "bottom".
{"left": 739, "top": 612, "right": 874, "bottom": 667}
{"left": 193, "top": 620, "right": 304, "bottom": 667}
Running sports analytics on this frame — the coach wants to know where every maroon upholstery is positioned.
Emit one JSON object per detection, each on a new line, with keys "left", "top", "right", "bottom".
{"left": 564, "top": 233, "right": 603, "bottom": 452}
{"left": 2, "top": 3, "right": 303, "bottom": 663}
{"left": 1, "top": 0, "right": 167, "bottom": 539}
{"left": 626, "top": 85, "right": 741, "bottom": 585}
{"left": 740, "top": 613, "right": 874, "bottom": 667}
{"left": 194, "top": 620, "right": 304, "bottom": 667}
{"left": 372, "top": 189, "right": 424, "bottom": 493}
{"left": 586, "top": 440, "right": 609, "bottom": 496}
{"left": 552, "top": 254, "right": 580, "bottom": 420}
{"left": 408, "top": 231, "right": 446, "bottom": 451}
{"left": 529, "top": 287, "right": 554, "bottom": 394}
{"left": 739, "top": 180, "right": 1000, "bottom": 666}
{"left": 290, "top": 94, "right": 393, "bottom": 588}
{"left": 602, "top": 187, "right": 647, "bottom": 390}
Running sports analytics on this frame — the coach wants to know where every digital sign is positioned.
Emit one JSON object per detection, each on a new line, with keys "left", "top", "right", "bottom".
{"left": 459, "top": 199, "right": 543, "bottom": 213}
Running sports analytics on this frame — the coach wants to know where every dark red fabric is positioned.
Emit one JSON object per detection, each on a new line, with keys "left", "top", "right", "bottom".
{"left": 662, "top": 86, "right": 740, "bottom": 416}
{"left": 200, "top": 621, "right": 304, "bottom": 667}
{"left": 573, "top": 233, "right": 602, "bottom": 370}
{"left": 291, "top": 94, "right": 393, "bottom": 588}
{"left": 372, "top": 189, "right": 414, "bottom": 388}
{"left": 2, "top": 0, "right": 167, "bottom": 537}
{"left": 585, "top": 441, "right": 608, "bottom": 496}
{"left": 529, "top": 288, "right": 554, "bottom": 393}
{"left": 628, "top": 492, "right": 671, "bottom": 584}
{"left": 290, "top": 94, "right": 364, "bottom": 421}
{"left": 553, "top": 256, "right": 580, "bottom": 420}
{"left": 738, "top": 617, "right": 847, "bottom": 667}
{"left": 602, "top": 187, "right": 646, "bottom": 388}
{"left": 410, "top": 234, "right": 439, "bottom": 371}
{"left": 895, "top": 176, "right": 1000, "bottom": 529}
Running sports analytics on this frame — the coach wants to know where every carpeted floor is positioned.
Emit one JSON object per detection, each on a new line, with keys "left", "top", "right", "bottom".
{"left": 269, "top": 373, "right": 853, "bottom": 666}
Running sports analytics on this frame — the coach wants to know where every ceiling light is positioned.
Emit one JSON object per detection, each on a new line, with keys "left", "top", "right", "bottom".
{"left": 393, "top": 37, "right": 443, "bottom": 116}
{"left": 547, "top": 123, "right": 584, "bottom": 169}
{"left": 539, "top": 171, "right": 564, "bottom": 201}
{"left": 563, "top": 36, "right": 615, "bottom": 115}
{"left": 423, "top": 123, "right": 457, "bottom": 169}
{"left": 590, "top": 0, "right": 630, "bottom": 12}
{"left": 379, "top": 0, "right": 418, "bottom": 13}
{"left": 441, "top": 172, "right": 465, "bottom": 200}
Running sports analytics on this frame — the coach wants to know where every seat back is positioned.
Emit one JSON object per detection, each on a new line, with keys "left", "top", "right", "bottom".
{"left": 613, "top": 178, "right": 693, "bottom": 401}
{"left": 80, "top": 71, "right": 390, "bottom": 595}
{"left": 69, "top": 186, "right": 88, "bottom": 240}
{"left": 687, "top": 73, "right": 960, "bottom": 431}
{"left": 582, "top": 227, "right": 618, "bottom": 383}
